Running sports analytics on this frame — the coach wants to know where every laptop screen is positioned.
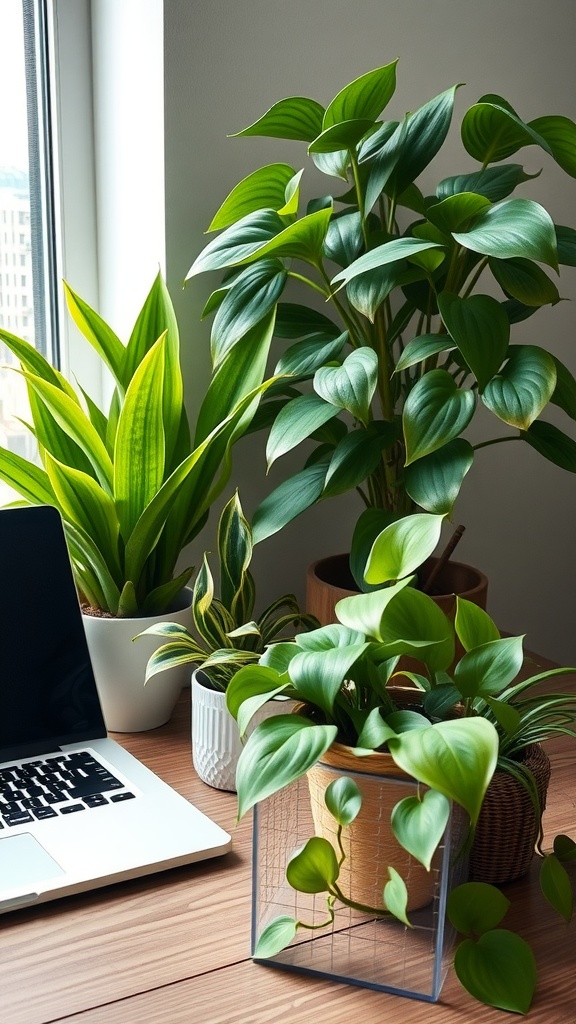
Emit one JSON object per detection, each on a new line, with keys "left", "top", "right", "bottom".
{"left": 0, "top": 505, "right": 107, "bottom": 760}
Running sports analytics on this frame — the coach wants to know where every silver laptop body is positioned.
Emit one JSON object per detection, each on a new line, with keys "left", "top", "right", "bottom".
{"left": 0, "top": 505, "right": 231, "bottom": 913}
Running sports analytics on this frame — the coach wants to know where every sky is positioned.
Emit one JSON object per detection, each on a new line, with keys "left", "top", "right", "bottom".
{"left": 0, "top": 1, "right": 29, "bottom": 171}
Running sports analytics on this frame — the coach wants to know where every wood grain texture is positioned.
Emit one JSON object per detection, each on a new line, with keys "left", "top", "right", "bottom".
{"left": 1, "top": 664, "right": 575, "bottom": 1024}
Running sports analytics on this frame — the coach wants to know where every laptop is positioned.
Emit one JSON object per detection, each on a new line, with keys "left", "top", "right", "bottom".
{"left": 0, "top": 504, "right": 231, "bottom": 913}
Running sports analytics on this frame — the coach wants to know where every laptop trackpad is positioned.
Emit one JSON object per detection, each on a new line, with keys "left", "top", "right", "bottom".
{"left": 0, "top": 833, "right": 65, "bottom": 896}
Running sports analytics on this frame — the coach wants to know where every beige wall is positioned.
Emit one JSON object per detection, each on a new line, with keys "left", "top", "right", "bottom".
{"left": 164, "top": 0, "right": 576, "bottom": 664}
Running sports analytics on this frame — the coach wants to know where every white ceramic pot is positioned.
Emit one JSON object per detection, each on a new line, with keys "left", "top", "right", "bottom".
{"left": 82, "top": 588, "right": 193, "bottom": 733}
{"left": 191, "top": 670, "right": 293, "bottom": 792}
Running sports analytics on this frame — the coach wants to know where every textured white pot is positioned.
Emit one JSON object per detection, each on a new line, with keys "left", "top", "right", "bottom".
{"left": 82, "top": 588, "right": 192, "bottom": 733}
{"left": 191, "top": 670, "right": 293, "bottom": 792}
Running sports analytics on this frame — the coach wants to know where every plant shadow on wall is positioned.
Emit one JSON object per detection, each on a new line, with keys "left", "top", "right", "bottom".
{"left": 226, "top": 514, "right": 576, "bottom": 1014}
{"left": 187, "top": 60, "right": 576, "bottom": 589}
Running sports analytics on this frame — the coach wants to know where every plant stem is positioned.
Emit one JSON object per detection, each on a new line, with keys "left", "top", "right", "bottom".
{"left": 287, "top": 270, "right": 331, "bottom": 299}
{"left": 473, "top": 435, "right": 522, "bottom": 452}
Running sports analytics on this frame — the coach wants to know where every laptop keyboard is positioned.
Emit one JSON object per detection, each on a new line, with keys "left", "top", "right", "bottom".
{"left": 0, "top": 751, "right": 135, "bottom": 829}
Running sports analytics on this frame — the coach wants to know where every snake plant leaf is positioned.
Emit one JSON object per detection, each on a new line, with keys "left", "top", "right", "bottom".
{"left": 454, "top": 597, "right": 500, "bottom": 652}
{"left": 308, "top": 119, "right": 375, "bottom": 154}
{"left": 286, "top": 836, "right": 340, "bottom": 893}
{"left": 461, "top": 95, "right": 552, "bottom": 164}
{"left": 388, "top": 717, "right": 498, "bottom": 825}
{"left": 0, "top": 446, "right": 55, "bottom": 506}
{"left": 275, "top": 331, "right": 347, "bottom": 377}
{"left": 289, "top": 643, "right": 369, "bottom": 719}
{"left": 540, "top": 853, "right": 574, "bottom": 922}
{"left": 529, "top": 115, "right": 576, "bottom": 177}
{"left": 374, "top": 586, "right": 455, "bottom": 674}
{"left": 63, "top": 519, "right": 122, "bottom": 615}
{"left": 186, "top": 210, "right": 285, "bottom": 278}
{"left": 454, "top": 636, "right": 525, "bottom": 699}
{"left": 427, "top": 192, "right": 491, "bottom": 234}
{"left": 63, "top": 282, "right": 126, "bottom": 386}
{"left": 336, "top": 577, "right": 412, "bottom": 641}
{"left": 394, "top": 333, "right": 455, "bottom": 374}
{"left": 21, "top": 372, "right": 114, "bottom": 492}
{"left": 266, "top": 393, "right": 339, "bottom": 467}
{"left": 453, "top": 198, "right": 559, "bottom": 271}
{"left": 323, "top": 62, "right": 398, "bottom": 130}
{"left": 453, "top": 931, "right": 536, "bottom": 1014}
{"left": 211, "top": 260, "right": 288, "bottom": 368}
{"left": 391, "top": 790, "right": 451, "bottom": 871}
{"left": 436, "top": 163, "right": 540, "bottom": 203}
{"left": 404, "top": 438, "right": 474, "bottom": 515}
{"left": 207, "top": 163, "right": 297, "bottom": 231}
{"left": 218, "top": 491, "right": 253, "bottom": 613}
{"left": 235, "top": 715, "right": 338, "bottom": 818}
{"left": 386, "top": 85, "right": 461, "bottom": 199}
{"left": 324, "top": 776, "right": 363, "bottom": 827}
{"left": 251, "top": 458, "right": 329, "bottom": 544}
{"left": 447, "top": 881, "right": 510, "bottom": 935}
{"left": 44, "top": 453, "right": 120, "bottom": 577}
{"left": 489, "top": 256, "right": 560, "bottom": 307}
{"left": 143, "top": 636, "right": 207, "bottom": 681}
{"left": 323, "top": 423, "right": 396, "bottom": 499}
{"left": 522, "top": 419, "right": 576, "bottom": 471}
{"left": 438, "top": 293, "right": 509, "bottom": 391}
{"left": 231, "top": 96, "right": 325, "bottom": 142}
{"left": 331, "top": 237, "right": 441, "bottom": 289}
{"left": 555, "top": 224, "right": 576, "bottom": 266}
{"left": 383, "top": 867, "right": 410, "bottom": 926}
{"left": 114, "top": 335, "right": 167, "bottom": 541}
{"left": 274, "top": 302, "right": 342, "bottom": 339}
{"left": 482, "top": 345, "right": 557, "bottom": 429}
{"left": 403, "top": 369, "right": 476, "bottom": 465}
{"left": 313, "top": 348, "right": 378, "bottom": 426}
{"left": 0, "top": 326, "right": 78, "bottom": 400}
{"left": 364, "top": 512, "right": 444, "bottom": 585}
{"left": 254, "top": 916, "right": 298, "bottom": 959}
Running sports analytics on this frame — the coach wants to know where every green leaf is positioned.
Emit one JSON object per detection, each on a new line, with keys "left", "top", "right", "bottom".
{"left": 331, "top": 237, "right": 442, "bottom": 289}
{"left": 314, "top": 348, "right": 378, "bottom": 426}
{"left": 403, "top": 370, "right": 476, "bottom": 465}
{"left": 323, "top": 423, "right": 394, "bottom": 499}
{"left": 387, "top": 717, "right": 499, "bottom": 825}
{"left": 254, "top": 916, "right": 298, "bottom": 958}
{"left": 356, "top": 707, "right": 399, "bottom": 750}
{"left": 461, "top": 95, "right": 551, "bottom": 164}
{"left": 187, "top": 210, "right": 284, "bottom": 279}
{"left": 554, "top": 834, "right": 576, "bottom": 861}
{"left": 387, "top": 85, "right": 461, "bottom": 198}
{"left": 349, "top": 507, "right": 400, "bottom": 593}
{"left": 529, "top": 114, "right": 576, "bottom": 177}
{"left": 274, "top": 302, "right": 341, "bottom": 340}
{"left": 345, "top": 264, "right": 402, "bottom": 322}
{"left": 454, "top": 931, "right": 536, "bottom": 1014}
{"left": 251, "top": 459, "right": 329, "bottom": 544}
{"left": 427, "top": 192, "right": 491, "bottom": 234}
{"left": 489, "top": 257, "right": 560, "bottom": 307}
{"left": 210, "top": 260, "right": 287, "bottom": 367}
{"left": 63, "top": 282, "right": 126, "bottom": 384}
{"left": 275, "top": 331, "right": 347, "bottom": 377}
{"left": 0, "top": 446, "right": 55, "bottom": 506}
{"left": 207, "top": 163, "right": 297, "bottom": 231}
{"left": 455, "top": 597, "right": 500, "bottom": 652}
{"left": 44, "top": 453, "right": 120, "bottom": 576}
{"left": 391, "top": 790, "right": 451, "bottom": 870}
{"left": 540, "top": 853, "right": 573, "bottom": 922}
{"left": 383, "top": 867, "right": 410, "bottom": 926}
{"left": 323, "top": 62, "right": 398, "bottom": 129}
{"left": 364, "top": 512, "right": 444, "bottom": 584}
{"left": 436, "top": 164, "right": 540, "bottom": 203}
{"left": 266, "top": 393, "right": 338, "bottom": 467}
{"left": 482, "top": 345, "right": 557, "bottom": 430}
{"left": 323, "top": 211, "right": 363, "bottom": 267}
{"left": 375, "top": 586, "right": 455, "bottom": 674}
{"left": 335, "top": 577, "right": 412, "bottom": 641}
{"left": 324, "top": 776, "right": 362, "bottom": 826}
{"left": 286, "top": 836, "right": 339, "bottom": 893}
{"left": 447, "top": 881, "right": 510, "bottom": 934}
{"left": 454, "top": 636, "right": 524, "bottom": 699}
{"left": 235, "top": 715, "right": 338, "bottom": 817}
{"left": 438, "top": 293, "right": 509, "bottom": 391}
{"left": 453, "top": 198, "right": 559, "bottom": 271}
{"left": 394, "top": 333, "right": 455, "bottom": 374}
{"left": 555, "top": 224, "right": 576, "bottom": 266}
{"left": 232, "top": 96, "right": 325, "bottom": 142}
{"left": 523, "top": 419, "right": 576, "bottom": 472}
{"left": 308, "top": 118, "right": 375, "bottom": 155}
{"left": 404, "top": 438, "right": 474, "bottom": 515}
{"left": 550, "top": 356, "right": 576, "bottom": 420}
{"left": 288, "top": 643, "right": 369, "bottom": 719}
{"left": 217, "top": 491, "right": 252, "bottom": 614}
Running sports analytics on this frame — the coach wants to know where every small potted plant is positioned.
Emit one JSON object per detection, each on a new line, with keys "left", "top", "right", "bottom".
{"left": 0, "top": 273, "right": 276, "bottom": 731}
{"left": 186, "top": 61, "right": 576, "bottom": 612}
{"left": 225, "top": 514, "right": 576, "bottom": 1012}
{"left": 141, "top": 490, "right": 318, "bottom": 790}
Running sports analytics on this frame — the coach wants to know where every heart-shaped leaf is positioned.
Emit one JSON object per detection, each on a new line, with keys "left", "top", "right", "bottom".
{"left": 454, "top": 636, "right": 524, "bottom": 699}
{"left": 482, "top": 345, "right": 557, "bottom": 429}
{"left": 454, "top": 931, "right": 536, "bottom": 1014}
{"left": 376, "top": 586, "right": 455, "bottom": 674}
{"left": 403, "top": 370, "right": 476, "bottom": 465}
{"left": 288, "top": 644, "right": 369, "bottom": 719}
{"left": 427, "top": 192, "right": 491, "bottom": 234}
{"left": 356, "top": 707, "right": 400, "bottom": 750}
{"left": 254, "top": 916, "right": 298, "bottom": 958}
{"left": 461, "top": 96, "right": 548, "bottom": 164}
{"left": 207, "top": 164, "right": 297, "bottom": 231}
{"left": 286, "top": 836, "right": 339, "bottom": 893}
{"left": 489, "top": 257, "right": 560, "bottom": 307}
{"left": 391, "top": 789, "right": 451, "bottom": 870}
{"left": 404, "top": 438, "right": 474, "bottom": 515}
{"left": 438, "top": 293, "right": 509, "bottom": 391}
{"left": 447, "top": 881, "right": 510, "bottom": 935}
{"left": 323, "top": 62, "right": 398, "bottom": 129}
{"left": 394, "top": 333, "right": 455, "bottom": 374}
{"left": 336, "top": 577, "right": 412, "bottom": 640}
{"left": 383, "top": 866, "right": 410, "bottom": 925}
{"left": 314, "top": 348, "right": 378, "bottom": 425}
{"left": 454, "top": 597, "right": 500, "bottom": 652}
{"left": 364, "top": 512, "right": 444, "bottom": 585}
{"left": 324, "top": 776, "right": 363, "bottom": 826}
{"left": 453, "top": 198, "right": 559, "bottom": 271}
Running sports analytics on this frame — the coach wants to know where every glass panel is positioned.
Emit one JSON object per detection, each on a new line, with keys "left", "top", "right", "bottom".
{"left": 0, "top": 0, "right": 59, "bottom": 506}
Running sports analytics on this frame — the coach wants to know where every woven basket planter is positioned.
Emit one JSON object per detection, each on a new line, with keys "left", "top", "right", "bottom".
{"left": 469, "top": 743, "right": 551, "bottom": 884}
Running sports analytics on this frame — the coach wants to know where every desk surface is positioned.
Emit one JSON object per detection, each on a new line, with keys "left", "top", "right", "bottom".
{"left": 2, "top": 664, "right": 575, "bottom": 1024}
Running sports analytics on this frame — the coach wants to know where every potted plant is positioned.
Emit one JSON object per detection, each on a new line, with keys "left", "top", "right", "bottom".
{"left": 186, "top": 61, "right": 576, "bottom": 613}
{"left": 225, "top": 514, "right": 576, "bottom": 1012}
{"left": 141, "top": 490, "right": 318, "bottom": 789}
{"left": 0, "top": 273, "right": 276, "bottom": 731}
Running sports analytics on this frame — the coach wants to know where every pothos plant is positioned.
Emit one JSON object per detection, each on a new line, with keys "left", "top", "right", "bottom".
{"left": 187, "top": 60, "right": 576, "bottom": 585}
{"left": 140, "top": 490, "right": 317, "bottom": 689}
{"left": 225, "top": 513, "right": 576, "bottom": 1013}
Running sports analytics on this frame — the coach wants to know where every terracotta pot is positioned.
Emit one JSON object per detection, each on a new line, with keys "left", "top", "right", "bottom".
{"left": 306, "top": 553, "right": 488, "bottom": 627}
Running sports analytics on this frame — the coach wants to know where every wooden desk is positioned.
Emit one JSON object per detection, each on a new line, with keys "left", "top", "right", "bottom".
{"left": 2, "top": 675, "right": 575, "bottom": 1024}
